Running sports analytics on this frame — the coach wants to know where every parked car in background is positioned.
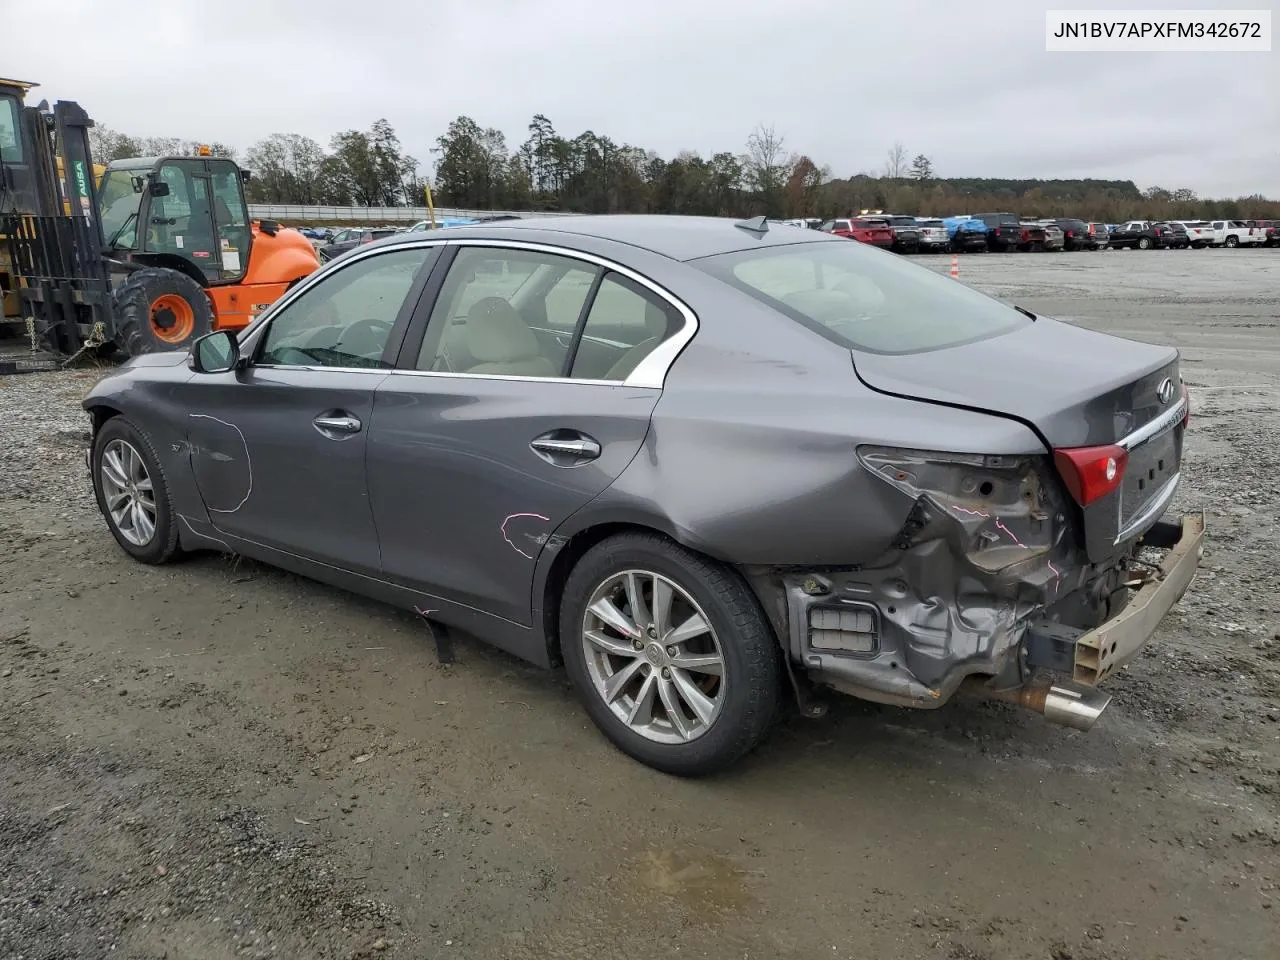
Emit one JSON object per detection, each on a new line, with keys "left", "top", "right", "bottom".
{"left": 880, "top": 215, "right": 923, "bottom": 254}
{"left": 1052, "top": 218, "right": 1090, "bottom": 251}
{"left": 1254, "top": 220, "right": 1280, "bottom": 246}
{"left": 82, "top": 214, "right": 1201, "bottom": 776}
{"left": 914, "top": 218, "right": 951, "bottom": 252}
{"left": 1208, "top": 220, "right": 1266, "bottom": 248}
{"left": 822, "top": 217, "right": 895, "bottom": 249}
{"left": 970, "top": 212, "right": 1023, "bottom": 252}
{"left": 317, "top": 227, "right": 400, "bottom": 262}
{"left": 1023, "top": 220, "right": 1064, "bottom": 251}
{"left": 1175, "top": 221, "right": 1216, "bottom": 248}
{"left": 1016, "top": 221, "right": 1049, "bottom": 252}
{"left": 944, "top": 216, "right": 989, "bottom": 252}
{"left": 1109, "top": 221, "right": 1187, "bottom": 250}
{"left": 1085, "top": 223, "right": 1110, "bottom": 249}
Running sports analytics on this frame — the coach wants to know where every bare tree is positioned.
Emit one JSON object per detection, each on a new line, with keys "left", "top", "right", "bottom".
{"left": 883, "top": 141, "right": 908, "bottom": 180}
{"left": 745, "top": 124, "right": 789, "bottom": 215}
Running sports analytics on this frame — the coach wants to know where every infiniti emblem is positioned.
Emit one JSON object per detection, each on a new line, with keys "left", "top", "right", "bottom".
{"left": 1157, "top": 378, "right": 1175, "bottom": 404}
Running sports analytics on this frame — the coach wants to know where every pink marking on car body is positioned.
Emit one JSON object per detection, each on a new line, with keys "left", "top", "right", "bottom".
{"left": 951, "top": 506, "right": 1064, "bottom": 592}
{"left": 501, "top": 512, "right": 551, "bottom": 559}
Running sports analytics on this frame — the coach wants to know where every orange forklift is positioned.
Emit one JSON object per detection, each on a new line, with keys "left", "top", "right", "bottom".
{"left": 0, "top": 78, "right": 319, "bottom": 364}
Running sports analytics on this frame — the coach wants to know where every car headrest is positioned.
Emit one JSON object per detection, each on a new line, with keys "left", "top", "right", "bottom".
{"left": 466, "top": 297, "right": 539, "bottom": 362}
{"left": 643, "top": 300, "right": 669, "bottom": 338}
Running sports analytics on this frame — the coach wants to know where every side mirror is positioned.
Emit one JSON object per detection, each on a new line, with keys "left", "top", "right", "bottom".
{"left": 189, "top": 330, "right": 240, "bottom": 373}
{"left": 240, "top": 169, "right": 253, "bottom": 183}
{"left": 149, "top": 180, "right": 170, "bottom": 197}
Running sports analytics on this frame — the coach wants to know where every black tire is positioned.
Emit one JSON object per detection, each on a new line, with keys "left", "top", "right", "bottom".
{"left": 111, "top": 268, "right": 213, "bottom": 357}
{"left": 1137, "top": 237, "right": 1152, "bottom": 250}
{"left": 1224, "top": 235, "right": 1239, "bottom": 248}
{"left": 91, "top": 416, "right": 182, "bottom": 565}
{"left": 560, "top": 532, "right": 782, "bottom": 776}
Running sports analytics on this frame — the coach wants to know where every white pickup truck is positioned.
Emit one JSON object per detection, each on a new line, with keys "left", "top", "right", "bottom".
{"left": 1176, "top": 221, "right": 1216, "bottom": 248}
{"left": 1209, "top": 220, "right": 1266, "bottom": 248}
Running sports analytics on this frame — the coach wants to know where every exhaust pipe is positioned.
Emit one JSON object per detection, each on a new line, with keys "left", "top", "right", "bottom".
{"left": 968, "top": 677, "right": 1111, "bottom": 731}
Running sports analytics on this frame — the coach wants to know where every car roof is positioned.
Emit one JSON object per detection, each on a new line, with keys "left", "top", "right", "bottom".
{"left": 373, "top": 214, "right": 838, "bottom": 262}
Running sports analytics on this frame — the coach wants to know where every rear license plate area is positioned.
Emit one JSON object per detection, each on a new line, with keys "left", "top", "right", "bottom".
{"left": 1120, "top": 427, "right": 1180, "bottom": 530}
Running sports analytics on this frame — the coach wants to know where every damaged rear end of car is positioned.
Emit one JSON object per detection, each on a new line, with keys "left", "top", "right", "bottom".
{"left": 694, "top": 236, "right": 1203, "bottom": 731}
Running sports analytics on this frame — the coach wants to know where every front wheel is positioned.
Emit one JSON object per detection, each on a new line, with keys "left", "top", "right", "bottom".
{"left": 1224, "top": 235, "right": 1239, "bottom": 248}
{"left": 560, "top": 533, "right": 782, "bottom": 776}
{"left": 91, "top": 416, "right": 182, "bottom": 564}
{"left": 111, "top": 268, "right": 213, "bottom": 357}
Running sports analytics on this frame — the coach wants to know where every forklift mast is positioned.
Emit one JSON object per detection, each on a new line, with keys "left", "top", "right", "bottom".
{"left": 1, "top": 92, "right": 114, "bottom": 358}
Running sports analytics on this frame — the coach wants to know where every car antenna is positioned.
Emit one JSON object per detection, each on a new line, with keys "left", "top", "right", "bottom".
{"left": 734, "top": 215, "right": 769, "bottom": 235}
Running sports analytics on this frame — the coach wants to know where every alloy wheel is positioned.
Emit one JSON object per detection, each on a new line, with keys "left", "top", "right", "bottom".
{"left": 99, "top": 438, "right": 158, "bottom": 546}
{"left": 580, "top": 569, "right": 726, "bottom": 744}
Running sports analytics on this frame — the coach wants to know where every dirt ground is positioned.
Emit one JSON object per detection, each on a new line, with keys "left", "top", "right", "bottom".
{"left": 1, "top": 248, "right": 1277, "bottom": 960}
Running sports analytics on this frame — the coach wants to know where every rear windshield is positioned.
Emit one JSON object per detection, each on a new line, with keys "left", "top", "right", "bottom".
{"left": 887, "top": 217, "right": 917, "bottom": 226}
{"left": 918, "top": 219, "right": 944, "bottom": 227}
{"left": 693, "top": 240, "right": 1029, "bottom": 356}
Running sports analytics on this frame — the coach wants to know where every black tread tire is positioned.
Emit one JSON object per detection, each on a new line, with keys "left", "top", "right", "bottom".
{"left": 560, "top": 532, "right": 782, "bottom": 777}
{"left": 1224, "top": 235, "right": 1239, "bottom": 248}
{"left": 1137, "top": 237, "right": 1152, "bottom": 250}
{"left": 111, "top": 268, "right": 213, "bottom": 357}
{"left": 91, "top": 416, "right": 183, "bottom": 565}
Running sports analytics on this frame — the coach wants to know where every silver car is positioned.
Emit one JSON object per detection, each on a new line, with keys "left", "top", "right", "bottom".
{"left": 82, "top": 215, "right": 1204, "bottom": 776}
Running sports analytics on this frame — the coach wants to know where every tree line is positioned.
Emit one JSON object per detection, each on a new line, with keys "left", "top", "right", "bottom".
{"left": 89, "top": 117, "right": 1279, "bottom": 222}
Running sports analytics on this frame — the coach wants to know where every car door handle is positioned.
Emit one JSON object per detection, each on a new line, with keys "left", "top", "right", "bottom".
{"left": 313, "top": 414, "right": 362, "bottom": 435}
{"left": 530, "top": 434, "right": 601, "bottom": 461}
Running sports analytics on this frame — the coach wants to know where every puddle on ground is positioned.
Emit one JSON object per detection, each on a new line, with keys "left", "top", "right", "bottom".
{"left": 633, "top": 846, "right": 754, "bottom": 915}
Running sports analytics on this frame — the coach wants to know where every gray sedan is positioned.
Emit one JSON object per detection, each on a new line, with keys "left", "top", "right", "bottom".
{"left": 82, "top": 215, "right": 1204, "bottom": 776}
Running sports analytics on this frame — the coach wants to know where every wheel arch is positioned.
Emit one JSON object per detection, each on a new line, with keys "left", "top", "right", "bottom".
{"left": 129, "top": 253, "right": 208, "bottom": 289}
{"left": 85, "top": 401, "right": 125, "bottom": 436}
{"left": 536, "top": 511, "right": 731, "bottom": 667}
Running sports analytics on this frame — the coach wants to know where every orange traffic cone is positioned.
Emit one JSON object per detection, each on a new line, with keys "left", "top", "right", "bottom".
{"left": 950, "top": 253, "right": 959, "bottom": 279}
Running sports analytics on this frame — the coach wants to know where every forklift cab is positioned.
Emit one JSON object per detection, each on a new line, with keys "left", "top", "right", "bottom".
{"left": 96, "top": 156, "right": 252, "bottom": 284}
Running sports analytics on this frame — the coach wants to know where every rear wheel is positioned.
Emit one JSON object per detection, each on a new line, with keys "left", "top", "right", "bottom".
{"left": 111, "top": 268, "right": 213, "bottom": 357}
{"left": 1137, "top": 237, "right": 1152, "bottom": 250}
{"left": 560, "top": 533, "right": 782, "bottom": 776}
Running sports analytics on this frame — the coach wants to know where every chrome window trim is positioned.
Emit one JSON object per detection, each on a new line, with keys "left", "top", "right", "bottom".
{"left": 386, "top": 368, "right": 656, "bottom": 389}
{"left": 238, "top": 236, "right": 699, "bottom": 390}
{"left": 1117, "top": 395, "right": 1187, "bottom": 450}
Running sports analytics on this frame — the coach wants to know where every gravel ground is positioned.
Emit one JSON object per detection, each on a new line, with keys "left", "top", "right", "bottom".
{"left": 1, "top": 247, "right": 1277, "bottom": 959}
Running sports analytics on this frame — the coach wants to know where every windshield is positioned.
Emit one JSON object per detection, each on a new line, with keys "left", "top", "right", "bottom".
{"left": 0, "top": 96, "right": 20, "bottom": 162}
{"left": 694, "top": 240, "right": 1029, "bottom": 355}
{"left": 98, "top": 168, "right": 144, "bottom": 249}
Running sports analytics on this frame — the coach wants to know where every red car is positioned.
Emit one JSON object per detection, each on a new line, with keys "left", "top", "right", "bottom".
{"left": 822, "top": 217, "right": 895, "bottom": 249}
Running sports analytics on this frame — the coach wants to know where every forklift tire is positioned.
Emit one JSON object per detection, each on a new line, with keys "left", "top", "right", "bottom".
{"left": 112, "top": 268, "right": 213, "bottom": 357}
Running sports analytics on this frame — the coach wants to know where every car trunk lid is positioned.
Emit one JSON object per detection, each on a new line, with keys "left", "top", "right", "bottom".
{"left": 851, "top": 319, "right": 1186, "bottom": 558}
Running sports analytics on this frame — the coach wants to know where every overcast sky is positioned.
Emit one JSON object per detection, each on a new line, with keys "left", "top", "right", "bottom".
{"left": 7, "top": 0, "right": 1278, "bottom": 196}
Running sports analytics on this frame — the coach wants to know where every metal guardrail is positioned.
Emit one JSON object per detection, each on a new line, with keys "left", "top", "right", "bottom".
{"left": 246, "top": 204, "right": 583, "bottom": 223}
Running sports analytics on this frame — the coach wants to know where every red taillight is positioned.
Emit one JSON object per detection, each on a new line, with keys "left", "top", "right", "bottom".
{"left": 1053, "top": 445, "right": 1128, "bottom": 506}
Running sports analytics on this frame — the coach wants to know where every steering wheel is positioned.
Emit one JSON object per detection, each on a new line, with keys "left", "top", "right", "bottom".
{"left": 334, "top": 317, "right": 394, "bottom": 360}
